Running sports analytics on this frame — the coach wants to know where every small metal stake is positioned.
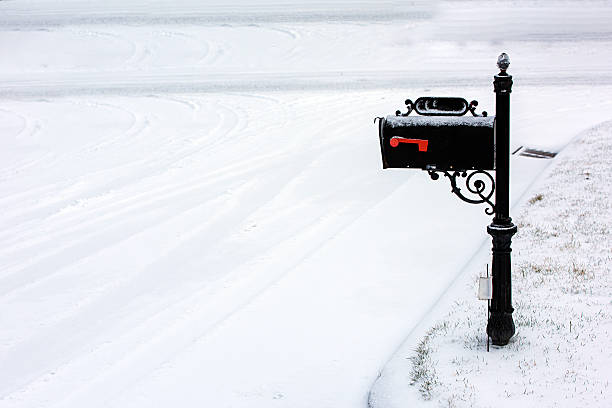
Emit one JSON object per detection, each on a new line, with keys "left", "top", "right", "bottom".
{"left": 487, "top": 265, "right": 490, "bottom": 352}
{"left": 477, "top": 264, "right": 492, "bottom": 352}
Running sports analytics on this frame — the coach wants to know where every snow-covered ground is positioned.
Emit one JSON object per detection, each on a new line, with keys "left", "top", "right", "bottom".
{"left": 1, "top": 1, "right": 611, "bottom": 407}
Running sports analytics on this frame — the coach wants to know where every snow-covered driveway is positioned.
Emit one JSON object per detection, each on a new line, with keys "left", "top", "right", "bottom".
{"left": 1, "top": 1, "right": 611, "bottom": 407}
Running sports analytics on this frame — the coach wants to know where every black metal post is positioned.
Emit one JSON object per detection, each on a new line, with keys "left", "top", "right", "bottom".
{"left": 487, "top": 53, "right": 517, "bottom": 346}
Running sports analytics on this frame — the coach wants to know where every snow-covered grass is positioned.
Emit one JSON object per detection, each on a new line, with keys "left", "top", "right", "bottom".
{"left": 371, "top": 122, "right": 612, "bottom": 407}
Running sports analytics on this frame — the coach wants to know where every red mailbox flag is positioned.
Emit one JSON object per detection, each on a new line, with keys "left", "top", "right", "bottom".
{"left": 389, "top": 137, "right": 428, "bottom": 152}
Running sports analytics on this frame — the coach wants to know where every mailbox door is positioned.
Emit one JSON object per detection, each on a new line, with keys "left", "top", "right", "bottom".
{"left": 379, "top": 115, "right": 495, "bottom": 171}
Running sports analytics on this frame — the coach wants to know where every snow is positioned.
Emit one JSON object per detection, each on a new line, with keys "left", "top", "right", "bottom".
{"left": 386, "top": 115, "right": 495, "bottom": 128}
{"left": 368, "top": 121, "right": 612, "bottom": 408}
{"left": 1, "top": 1, "right": 612, "bottom": 407}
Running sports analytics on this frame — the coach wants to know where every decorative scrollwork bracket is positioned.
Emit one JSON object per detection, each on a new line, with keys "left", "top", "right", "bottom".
{"left": 395, "top": 97, "right": 487, "bottom": 117}
{"left": 395, "top": 99, "right": 414, "bottom": 117}
{"left": 426, "top": 168, "right": 496, "bottom": 215}
{"left": 468, "top": 100, "right": 488, "bottom": 117}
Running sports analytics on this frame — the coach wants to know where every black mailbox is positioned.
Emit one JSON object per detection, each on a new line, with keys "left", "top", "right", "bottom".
{"left": 378, "top": 97, "right": 495, "bottom": 171}
{"left": 374, "top": 55, "right": 521, "bottom": 347}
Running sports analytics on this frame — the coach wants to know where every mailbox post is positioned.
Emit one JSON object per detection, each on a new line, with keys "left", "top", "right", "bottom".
{"left": 487, "top": 53, "right": 516, "bottom": 346}
{"left": 377, "top": 53, "right": 517, "bottom": 346}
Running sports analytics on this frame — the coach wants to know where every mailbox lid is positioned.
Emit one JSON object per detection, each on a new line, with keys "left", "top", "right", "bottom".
{"left": 385, "top": 115, "right": 495, "bottom": 129}
{"left": 379, "top": 115, "right": 496, "bottom": 170}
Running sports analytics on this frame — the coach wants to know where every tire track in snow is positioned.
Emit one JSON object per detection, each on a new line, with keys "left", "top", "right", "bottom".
{"left": 0, "top": 103, "right": 148, "bottom": 225}
{"left": 0, "top": 92, "right": 388, "bottom": 402}
{"left": 0, "top": 91, "right": 378, "bottom": 296}
{"left": 2, "top": 157, "right": 403, "bottom": 408}
{"left": 0, "top": 107, "right": 49, "bottom": 181}
{"left": 154, "top": 29, "right": 214, "bottom": 67}
{"left": 2, "top": 84, "right": 404, "bottom": 406}
{"left": 0, "top": 179, "right": 254, "bottom": 396}
{"left": 0, "top": 92, "right": 407, "bottom": 405}
{"left": 90, "top": 171, "right": 408, "bottom": 408}
{"left": 67, "top": 28, "right": 139, "bottom": 71}
{"left": 0, "top": 93, "right": 232, "bottom": 231}
{"left": 0, "top": 107, "right": 27, "bottom": 139}
{"left": 0, "top": 92, "right": 298, "bottom": 298}
{"left": 0, "top": 96, "right": 235, "bottom": 285}
{"left": 76, "top": 100, "right": 143, "bottom": 153}
{"left": 0, "top": 156, "right": 277, "bottom": 296}
{"left": 0, "top": 100, "right": 138, "bottom": 209}
{"left": 0, "top": 151, "right": 314, "bottom": 398}
{"left": 48, "top": 203, "right": 357, "bottom": 408}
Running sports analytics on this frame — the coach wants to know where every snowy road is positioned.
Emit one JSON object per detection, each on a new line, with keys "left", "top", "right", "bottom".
{"left": 1, "top": 1, "right": 612, "bottom": 407}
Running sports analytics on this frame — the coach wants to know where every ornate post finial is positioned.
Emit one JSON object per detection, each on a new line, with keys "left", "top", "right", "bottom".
{"left": 497, "top": 53, "right": 510, "bottom": 73}
{"left": 494, "top": 53, "right": 513, "bottom": 93}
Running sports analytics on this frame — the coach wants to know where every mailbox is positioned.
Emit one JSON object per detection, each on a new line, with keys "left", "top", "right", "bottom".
{"left": 378, "top": 97, "right": 495, "bottom": 171}
{"left": 374, "top": 55, "right": 520, "bottom": 347}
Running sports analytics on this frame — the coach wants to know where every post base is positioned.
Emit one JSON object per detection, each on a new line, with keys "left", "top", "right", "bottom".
{"left": 487, "top": 310, "right": 515, "bottom": 346}
{"left": 486, "top": 222, "right": 517, "bottom": 346}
